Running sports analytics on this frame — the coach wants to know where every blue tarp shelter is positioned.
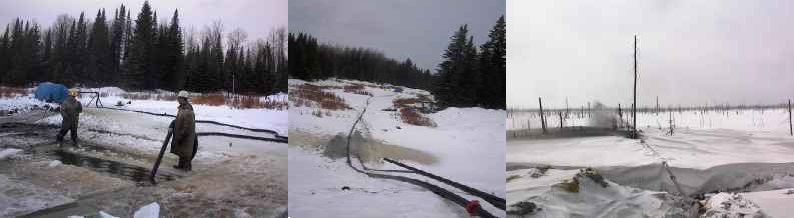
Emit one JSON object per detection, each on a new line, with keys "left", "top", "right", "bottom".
{"left": 34, "top": 82, "right": 68, "bottom": 103}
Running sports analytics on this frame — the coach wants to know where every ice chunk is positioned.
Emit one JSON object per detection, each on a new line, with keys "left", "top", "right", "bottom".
{"left": 48, "top": 160, "right": 62, "bottom": 167}
{"left": 133, "top": 202, "right": 160, "bottom": 218}
{"left": 98, "top": 211, "right": 119, "bottom": 218}
{"left": 0, "top": 148, "right": 22, "bottom": 160}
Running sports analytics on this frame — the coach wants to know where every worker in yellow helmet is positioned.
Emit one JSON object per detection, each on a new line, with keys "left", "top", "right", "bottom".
{"left": 57, "top": 88, "right": 82, "bottom": 147}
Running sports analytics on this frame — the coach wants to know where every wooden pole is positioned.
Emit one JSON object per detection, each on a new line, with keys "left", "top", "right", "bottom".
{"left": 788, "top": 99, "right": 794, "bottom": 136}
{"left": 539, "top": 97, "right": 547, "bottom": 134}
{"left": 632, "top": 34, "right": 638, "bottom": 138}
{"left": 618, "top": 103, "right": 622, "bottom": 128}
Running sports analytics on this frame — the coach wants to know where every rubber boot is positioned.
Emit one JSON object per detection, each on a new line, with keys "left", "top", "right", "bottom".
{"left": 179, "top": 158, "right": 190, "bottom": 171}
{"left": 173, "top": 157, "right": 184, "bottom": 169}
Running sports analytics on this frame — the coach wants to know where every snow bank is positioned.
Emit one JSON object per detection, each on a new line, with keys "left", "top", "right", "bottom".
{"left": 741, "top": 188, "right": 794, "bottom": 218}
{"left": 513, "top": 170, "right": 688, "bottom": 217}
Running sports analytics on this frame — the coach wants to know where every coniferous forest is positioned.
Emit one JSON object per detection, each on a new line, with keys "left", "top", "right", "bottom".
{"left": 0, "top": 1, "right": 287, "bottom": 95}
{"left": 289, "top": 16, "right": 505, "bottom": 109}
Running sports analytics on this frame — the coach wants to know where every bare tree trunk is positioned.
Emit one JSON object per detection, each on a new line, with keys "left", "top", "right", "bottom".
{"left": 539, "top": 97, "right": 547, "bottom": 134}
{"left": 789, "top": 99, "right": 792, "bottom": 136}
{"left": 559, "top": 111, "right": 563, "bottom": 128}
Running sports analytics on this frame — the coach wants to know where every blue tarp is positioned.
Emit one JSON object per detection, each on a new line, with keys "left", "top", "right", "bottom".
{"left": 34, "top": 82, "right": 68, "bottom": 103}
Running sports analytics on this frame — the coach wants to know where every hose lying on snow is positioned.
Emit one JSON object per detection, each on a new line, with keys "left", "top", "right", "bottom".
{"left": 98, "top": 106, "right": 288, "bottom": 141}
{"left": 196, "top": 132, "right": 287, "bottom": 143}
{"left": 383, "top": 158, "right": 506, "bottom": 210}
{"left": 343, "top": 97, "right": 498, "bottom": 218}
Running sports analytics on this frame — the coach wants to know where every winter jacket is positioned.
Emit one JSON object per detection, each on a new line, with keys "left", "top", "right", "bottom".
{"left": 170, "top": 103, "right": 196, "bottom": 158}
{"left": 60, "top": 96, "right": 82, "bottom": 128}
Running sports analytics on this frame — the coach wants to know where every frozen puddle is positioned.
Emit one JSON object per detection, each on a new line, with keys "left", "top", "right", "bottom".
{"left": 0, "top": 174, "right": 74, "bottom": 218}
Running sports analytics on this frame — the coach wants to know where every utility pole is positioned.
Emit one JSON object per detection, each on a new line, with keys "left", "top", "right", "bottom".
{"left": 632, "top": 34, "right": 638, "bottom": 138}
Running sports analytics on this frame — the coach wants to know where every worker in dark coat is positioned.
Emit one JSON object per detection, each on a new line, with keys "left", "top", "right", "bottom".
{"left": 57, "top": 89, "right": 82, "bottom": 147}
{"left": 170, "top": 91, "right": 196, "bottom": 171}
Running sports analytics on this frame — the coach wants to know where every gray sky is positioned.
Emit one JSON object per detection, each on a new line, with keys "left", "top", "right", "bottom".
{"left": 289, "top": 0, "right": 505, "bottom": 71}
{"left": 508, "top": 0, "right": 794, "bottom": 109}
{"left": 0, "top": 0, "right": 286, "bottom": 42}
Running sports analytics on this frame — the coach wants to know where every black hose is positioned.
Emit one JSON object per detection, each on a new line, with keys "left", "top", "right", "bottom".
{"left": 196, "top": 132, "right": 287, "bottom": 143}
{"left": 97, "top": 106, "right": 288, "bottom": 140}
{"left": 384, "top": 158, "right": 506, "bottom": 210}
{"left": 343, "top": 97, "right": 498, "bottom": 218}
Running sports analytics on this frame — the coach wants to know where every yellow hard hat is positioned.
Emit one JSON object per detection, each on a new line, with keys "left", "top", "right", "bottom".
{"left": 68, "top": 89, "right": 78, "bottom": 96}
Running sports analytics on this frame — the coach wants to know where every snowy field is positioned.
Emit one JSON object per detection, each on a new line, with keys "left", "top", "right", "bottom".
{"left": 507, "top": 108, "right": 794, "bottom": 217}
{"left": 288, "top": 79, "right": 506, "bottom": 217}
{"left": 0, "top": 87, "right": 288, "bottom": 217}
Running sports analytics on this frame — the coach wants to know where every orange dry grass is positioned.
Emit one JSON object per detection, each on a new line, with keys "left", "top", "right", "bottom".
{"left": 192, "top": 93, "right": 287, "bottom": 110}
{"left": 290, "top": 84, "right": 350, "bottom": 110}
{"left": 399, "top": 108, "right": 436, "bottom": 127}
{"left": 343, "top": 84, "right": 372, "bottom": 96}
{"left": 393, "top": 98, "right": 421, "bottom": 108}
{"left": 192, "top": 94, "right": 226, "bottom": 106}
{"left": 119, "top": 91, "right": 285, "bottom": 110}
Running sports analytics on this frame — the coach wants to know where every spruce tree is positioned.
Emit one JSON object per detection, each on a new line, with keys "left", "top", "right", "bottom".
{"left": 124, "top": 1, "right": 155, "bottom": 90}
{"left": 436, "top": 25, "right": 470, "bottom": 108}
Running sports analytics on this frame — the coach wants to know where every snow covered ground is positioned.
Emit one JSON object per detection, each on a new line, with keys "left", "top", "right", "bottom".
{"left": 288, "top": 79, "right": 506, "bottom": 217}
{"left": 507, "top": 108, "right": 794, "bottom": 217}
{"left": 0, "top": 87, "right": 288, "bottom": 217}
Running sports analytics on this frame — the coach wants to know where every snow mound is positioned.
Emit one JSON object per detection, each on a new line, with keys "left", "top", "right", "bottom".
{"left": 701, "top": 192, "right": 765, "bottom": 217}
{"left": 518, "top": 170, "right": 688, "bottom": 217}
{"left": 0, "top": 148, "right": 22, "bottom": 160}
{"left": 133, "top": 202, "right": 160, "bottom": 218}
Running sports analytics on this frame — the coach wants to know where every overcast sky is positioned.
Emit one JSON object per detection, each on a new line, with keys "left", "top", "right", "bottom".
{"left": 289, "top": 0, "right": 505, "bottom": 71}
{"left": 508, "top": 0, "right": 794, "bottom": 109}
{"left": 0, "top": 0, "right": 286, "bottom": 42}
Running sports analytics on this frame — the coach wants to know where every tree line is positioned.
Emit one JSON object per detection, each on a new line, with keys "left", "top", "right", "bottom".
{"left": 288, "top": 16, "right": 505, "bottom": 109}
{"left": 0, "top": 1, "right": 287, "bottom": 95}
{"left": 289, "top": 33, "right": 435, "bottom": 90}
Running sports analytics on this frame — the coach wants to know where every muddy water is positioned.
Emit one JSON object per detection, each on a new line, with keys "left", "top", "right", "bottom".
{"left": 290, "top": 129, "right": 437, "bottom": 165}
{"left": 49, "top": 149, "right": 180, "bottom": 184}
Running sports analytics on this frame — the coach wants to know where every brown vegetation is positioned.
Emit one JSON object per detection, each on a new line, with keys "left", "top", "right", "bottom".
{"left": 290, "top": 84, "right": 351, "bottom": 110}
{"left": 399, "top": 108, "right": 436, "bottom": 127}
{"left": 343, "top": 84, "right": 372, "bottom": 96}
{"left": 0, "top": 87, "right": 30, "bottom": 98}
{"left": 119, "top": 92, "right": 286, "bottom": 110}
